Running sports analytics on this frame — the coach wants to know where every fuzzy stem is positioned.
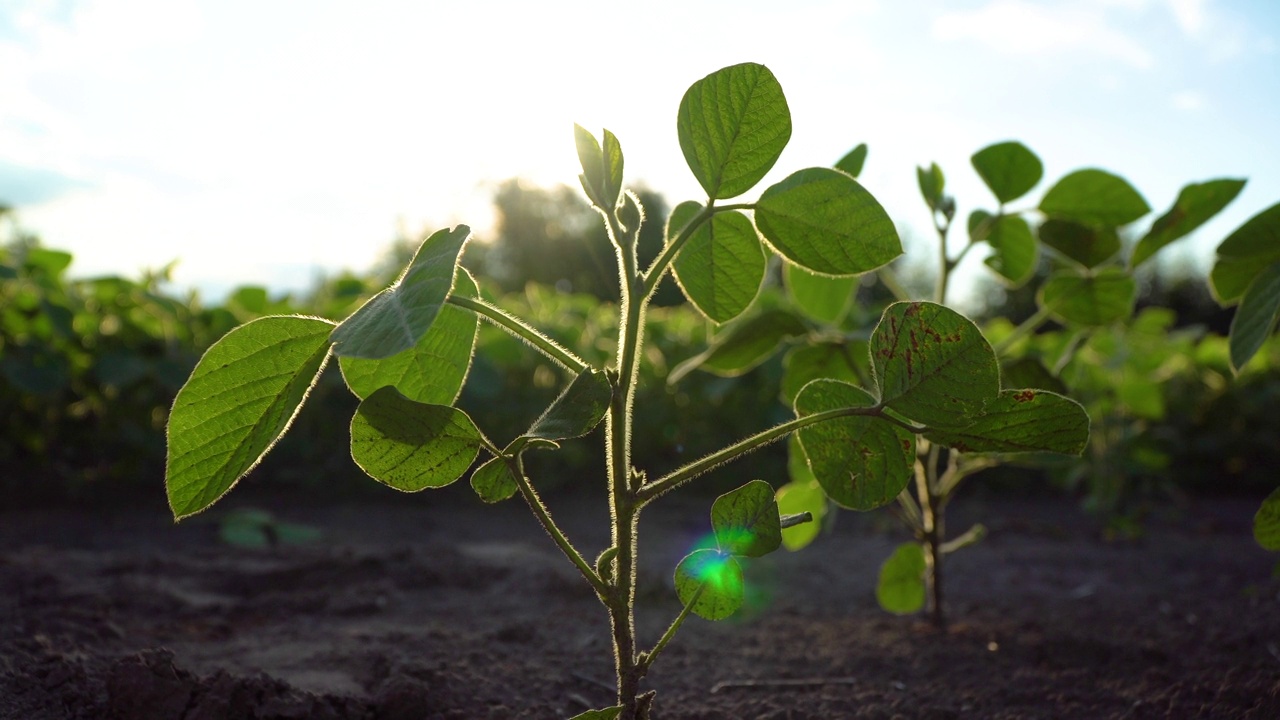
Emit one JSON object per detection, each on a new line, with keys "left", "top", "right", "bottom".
{"left": 509, "top": 458, "right": 608, "bottom": 597}
{"left": 448, "top": 295, "right": 589, "bottom": 373}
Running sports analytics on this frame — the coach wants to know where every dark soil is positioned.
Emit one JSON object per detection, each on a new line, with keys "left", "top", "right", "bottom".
{"left": 3, "top": 482, "right": 1278, "bottom": 719}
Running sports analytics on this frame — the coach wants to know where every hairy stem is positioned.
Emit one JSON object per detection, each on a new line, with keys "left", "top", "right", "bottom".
{"left": 916, "top": 444, "right": 946, "bottom": 630}
{"left": 448, "top": 295, "right": 589, "bottom": 373}
{"left": 509, "top": 458, "right": 607, "bottom": 598}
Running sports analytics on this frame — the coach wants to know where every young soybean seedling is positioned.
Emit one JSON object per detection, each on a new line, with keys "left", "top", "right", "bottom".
{"left": 165, "top": 62, "right": 1085, "bottom": 718}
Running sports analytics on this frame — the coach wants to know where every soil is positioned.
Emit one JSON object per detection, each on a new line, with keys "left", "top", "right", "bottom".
{"left": 3, "top": 481, "right": 1279, "bottom": 719}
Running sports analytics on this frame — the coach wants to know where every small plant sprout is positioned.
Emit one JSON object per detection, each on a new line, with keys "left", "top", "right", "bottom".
{"left": 165, "top": 62, "right": 1095, "bottom": 717}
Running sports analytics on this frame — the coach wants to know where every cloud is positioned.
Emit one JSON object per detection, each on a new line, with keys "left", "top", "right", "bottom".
{"left": 1170, "top": 90, "right": 1204, "bottom": 111}
{"left": 1165, "top": 0, "right": 1206, "bottom": 37}
{"left": 0, "top": 160, "right": 88, "bottom": 206}
{"left": 932, "top": 0, "right": 1155, "bottom": 69}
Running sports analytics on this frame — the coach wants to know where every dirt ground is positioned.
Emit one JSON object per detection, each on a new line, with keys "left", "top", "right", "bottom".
{"left": 3, "top": 479, "right": 1278, "bottom": 719}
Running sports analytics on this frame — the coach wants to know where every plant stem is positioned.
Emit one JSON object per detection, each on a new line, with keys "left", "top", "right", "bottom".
{"left": 636, "top": 406, "right": 884, "bottom": 505}
{"left": 916, "top": 444, "right": 946, "bottom": 630}
{"left": 448, "top": 295, "right": 589, "bottom": 373}
{"left": 509, "top": 458, "right": 608, "bottom": 598}
{"left": 639, "top": 584, "right": 702, "bottom": 674}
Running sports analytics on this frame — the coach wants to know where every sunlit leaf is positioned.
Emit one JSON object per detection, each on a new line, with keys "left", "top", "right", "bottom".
{"left": 1210, "top": 202, "right": 1280, "bottom": 304}
{"left": 602, "top": 129, "right": 625, "bottom": 209}
{"left": 669, "top": 309, "right": 808, "bottom": 383}
{"left": 166, "top": 316, "right": 334, "bottom": 520}
{"left": 870, "top": 301, "right": 1000, "bottom": 426}
{"left": 1039, "top": 169, "right": 1150, "bottom": 227}
{"left": 835, "top": 143, "right": 868, "bottom": 178}
{"left": 1039, "top": 269, "right": 1135, "bottom": 326}
{"left": 784, "top": 263, "right": 856, "bottom": 324}
{"left": 924, "top": 389, "right": 1089, "bottom": 454}
{"left": 877, "top": 543, "right": 925, "bottom": 614}
{"left": 971, "top": 141, "right": 1043, "bottom": 204}
{"left": 1228, "top": 261, "right": 1280, "bottom": 371}
{"left": 776, "top": 477, "right": 826, "bottom": 551}
{"left": 1038, "top": 218, "right": 1121, "bottom": 268}
{"left": 471, "top": 457, "right": 518, "bottom": 504}
{"left": 349, "top": 387, "right": 482, "bottom": 491}
{"left": 339, "top": 267, "right": 480, "bottom": 404}
{"left": 984, "top": 214, "right": 1038, "bottom": 286}
{"left": 672, "top": 210, "right": 766, "bottom": 323}
{"left": 527, "top": 368, "right": 613, "bottom": 441}
{"left": 568, "top": 708, "right": 623, "bottom": 720}
{"left": 916, "top": 163, "right": 945, "bottom": 210}
{"left": 574, "top": 124, "right": 606, "bottom": 207}
{"left": 331, "top": 226, "right": 470, "bottom": 359}
{"left": 1131, "top": 178, "right": 1245, "bottom": 268}
{"left": 677, "top": 62, "right": 791, "bottom": 199}
{"left": 794, "top": 379, "right": 914, "bottom": 510}
{"left": 674, "top": 549, "right": 744, "bottom": 620}
{"left": 1254, "top": 486, "right": 1280, "bottom": 551}
{"left": 755, "top": 167, "right": 902, "bottom": 276}
{"left": 711, "top": 480, "right": 782, "bottom": 558}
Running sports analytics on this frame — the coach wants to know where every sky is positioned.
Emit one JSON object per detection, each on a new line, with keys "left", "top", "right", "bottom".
{"left": 1, "top": 0, "right": 1277, "bottom": 302}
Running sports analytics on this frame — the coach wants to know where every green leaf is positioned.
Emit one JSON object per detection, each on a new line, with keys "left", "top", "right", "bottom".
{"left": 1210, "top": 202, "right": 1280, "bottom": 304}
{"left": 1131, "top": 178, "right": 1246, "bottom": 268}
{"left": 339, "top": 267, "right": 480, "bottom": 404}
{"left": 166, "top": 316, "right": 334, "bottom": 520}
{"left": 916, "top": 163, "right": 945, "bottom": 209}
{"left": 677, "top": 62, "right": 791, "bottom": 200}
{"left": 574, "top": 124, "right": 606, "bottom": 207}
{"left": 784, "top": 263, "right": 856, "bottom": 324}
{"left": 711, "top": 480, "right": 782, "bottom": 558}
{"left": 674, "top": 549, "right": 744, "bottom": 621}
{"left": 1038, "top": 218, "right": 1121, "bottom": 268}
{"left": 984, "top": 214, "right": 1038, "bottom": 286}
{"left": 755, "top": 167, "right": 902, "bottom": 275}
{"left": 876, "top": 543, "right": 925, "bottom": 615}
{"left": 668, "top": 309, "right": 808, "bottom": 383}
{"left": 971, "top": 141, "right": 1043, "bottom": 204}
{"left": 330, "top": 226, "right": 470, "bottom": 359}
{"left": 1039, "top": 169, "right": 1150, "bottom": 227}
{"left": 1254, "top": 486, "right": 1280, "bottom": 551}
{"left": 1228, "top": 261, "right": 1280, "bottom": 371}
{"left": 870, "top": 302, "right": 1000, "bottom": 426}
{"left": 780, "top": 342, "right": 865, "bottom": 406}
{"left": 527, "top": 368, "right": 613, "bottom": 441}
{"left": 793, "top": 379, "right": 914, "bottom": 510}
{"left": 568, "top": 708, "right": 623, "bottom": 720}
{"left": 672, "top": 210, "right": 766, "bottom": 323}
{"left": 924, "top": 389, "right": 1089, "bottom": 454}
{"left": 666, "top": 200, "right": 703, "bottom": 245}
{"left": 470, "top": 457, "right": 518, "bottom": 504}
{"left": 1000, "top": 357, "right": 1068, "bottom": 395}
{"left": 776, "top": 478, "right": 826, "bottom": 551}
{"left": 968, "top": 209, "right": 994, "bottom": 244}
{"left": 1039, "top": 268, "right": 1135, "bottom": 326}
{"left": 349, "top": 387, "right": 482, "bottom": 491}
{"left": 602, "top": 129, "right": 625, "bottom": 209}
{"left": 835, "top": 143, "right": 868, "bottom": 178}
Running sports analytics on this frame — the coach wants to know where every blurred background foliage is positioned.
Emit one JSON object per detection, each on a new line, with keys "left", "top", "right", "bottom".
{"left": 1, "top": 187, "right": 1276, "bottom": 512}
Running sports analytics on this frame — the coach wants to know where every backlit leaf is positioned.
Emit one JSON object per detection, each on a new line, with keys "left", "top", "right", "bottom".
{"left": 794, "top": 379, "right": 914, "bottom": 510}
{"left": 470, "top": 457, "right": 518, "bottom": 504}
{"left": 877, "top": 542, "right": 925, "bottom": 614}
{"left": 674, "top": 549, "right": 744, "bottom": 621}
{"left": 1131, "top": 178, "right": 1245, "bottom": 268}
{"left": 916, "top": 163, "right": 945, "bottom": 209}
{"left": 677, "top": 62, "right": 791, "bottom": 199}
{"left": 784, "top": 263, "right": 856, "bottom": 324}
{"left": 1039, "top": 169, "right": 1150, "bottom": 227}
{"left": 870, "top": 302, "right": 1000, "bottom": 426}
{"left": 1038, "top": 218, "right": 1121, "bottom": 268}
{"left": 755, "top": 167, "right": 902, "bottom": 275}
{"left": 835, "top": 143, "right": 868, "bottom": 178}
{"left": 669, "top": 309, "right": 808, "bottom": 383}
{"left": 568, "top": 709, "right": 623, "bottom": 720}
{"left": 711, "top": 480, "right": 782, "bottom": 558}
{"left": 330, "top": 226, "right": 470, "bottom": 359}
{"left": 166, "top": 316, "right": 334, "bottom": 520}
{"left": 1210, "top": 202, "right": 1280, "bottom": 304}
{"left": 776, "top": 477, "right": 826, "bottom": 551}
{"left": 1039, "top": 269, "right": 1135, "bottom": 326}
{"left": 781, "top": 342, "right": 865, "bottom": 406}
{"left": 924, "top": 389, "right": 1089, "bottom": 454}
{"left": 339, "top": 267, "right": 479, "bottom": 404}
{"left": 527, "top": 368, "right": 613, "bottom": 441}
{"left": 672, "top": 209, "right": 766, "bottom": 323}
{"left": 971, "top": 141, "right": 1043, "bottom": 204}
{"left": 1228, "top": 261, "right": 1280, "bottom": 371}
{"left": 349, "top": 387, "right": 482, "bottom": 491}
{"left": 1254, "top": 486, "right": 1280, "bottom": 551}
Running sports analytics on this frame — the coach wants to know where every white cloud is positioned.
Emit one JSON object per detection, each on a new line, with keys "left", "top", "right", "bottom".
{"left": 1165, "top": 0, "right": 1206, "bottom": 37}
{"left": 1170, "top": 89, "right": 1204, "bottom": 110}
{"left": 932, "top": 0, "right": 1155, "bottom": 69}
